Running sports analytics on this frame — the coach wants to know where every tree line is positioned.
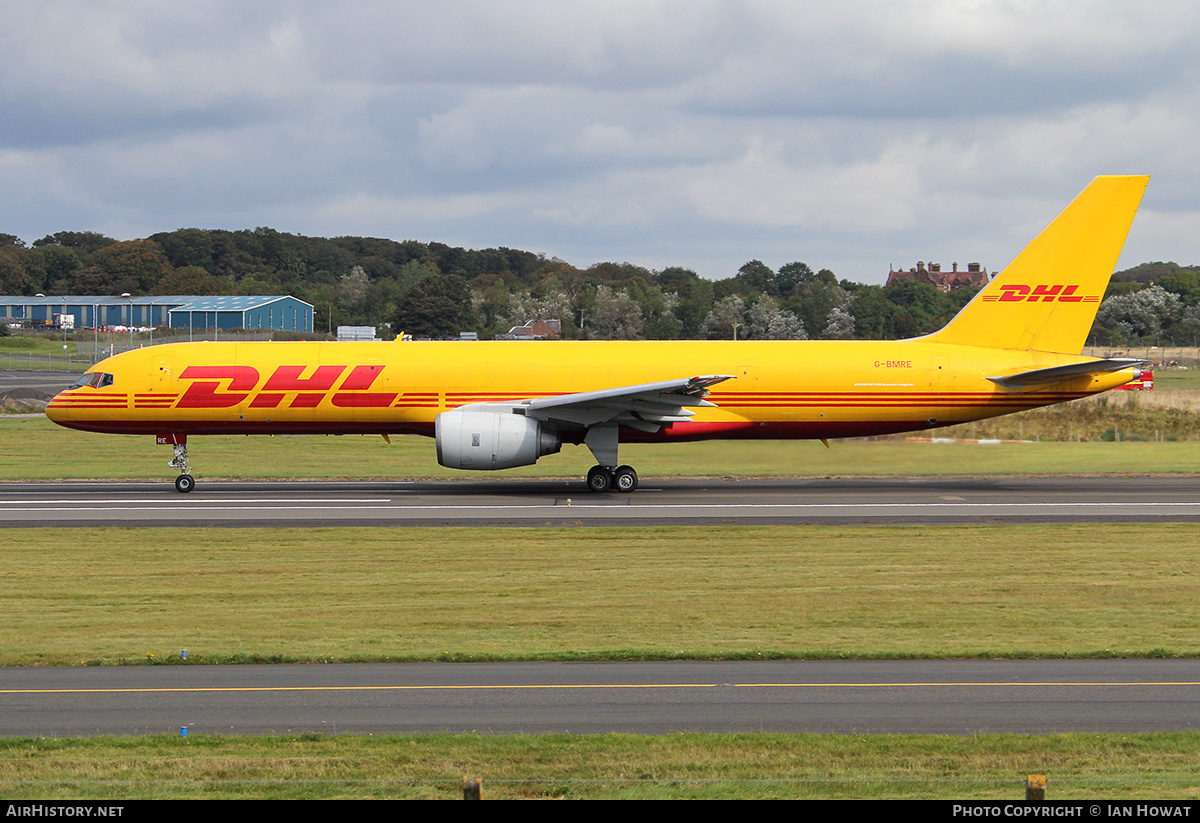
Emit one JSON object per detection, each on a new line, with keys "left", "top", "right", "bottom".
{"left": 0, "top": 228, "right": 1193, "bottom": 344}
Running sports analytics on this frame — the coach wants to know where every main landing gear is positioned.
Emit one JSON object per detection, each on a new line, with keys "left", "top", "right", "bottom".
{"left": 168, "top": 442, "right": 195, "bottom": 493}
{"left": 587, "top": 464, "right": 638, "bottom": 493}
{"left": 583, "top": 424, "right": 639, "bottom": 493}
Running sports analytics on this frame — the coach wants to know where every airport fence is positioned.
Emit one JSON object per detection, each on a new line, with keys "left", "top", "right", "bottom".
{"left": 1083, "top": 345, "right": 1200, "bottom": 368}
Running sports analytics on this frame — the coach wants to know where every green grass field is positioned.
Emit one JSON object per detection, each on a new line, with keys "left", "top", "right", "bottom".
{"left": 7, "top": 415, "right": 1200, "bottom": 481}
{"left": 3, "top": 524, "right": 1198, "bottom": 666}
{"left": 2, "top": 732, "right": 1197, "bottom": 799}
{"left": 1145, "top": 370, "right": 1200, "bottom": 390}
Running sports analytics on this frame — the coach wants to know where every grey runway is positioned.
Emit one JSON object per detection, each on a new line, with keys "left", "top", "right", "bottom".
{"left": 4, "top": 475, "right": 1200, "bottom": 526}
{"left": 3, "top": 660, "right": 1199, "bottom": 737}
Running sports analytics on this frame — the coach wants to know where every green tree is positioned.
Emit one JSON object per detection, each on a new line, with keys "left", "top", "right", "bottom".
{"left": 776, "top": 261, "right": 815, "bottom": 298}
{"left": 1093, "top": 284, "right": 1182, "bottom": 344}
{"left": 253, "top": 227, "right": 307, "bottom": 277}
{"left": 151, "top": 229, "right": 215, "bottom": 270}
{"left": 823, "top": 305, "right": 855, "bottom": 339}
{"left": 734, "top": 260, "right": 777, "bottom": 296}
{"left": 30, "top": 245, "right": 83, "bottom": 290}
{"left": 1157, "top": 269, "right": 1200, "bottom": 305}
{"left": 702, "top": 295, "right": 747, "bottom": 339}
{"left": 396, "top": 259, "right": 438, "bottom": 298}
{"left": 85, "top": 239, "right": 174, "bottom": 294}
{"left": 587, "top": 285, "right": 644, "bottom": 340}
{"left": 365, "top": 276, "right": 403, "bottom": 333}
{"left": 882, "top": 280, "right": 942, "bottom": 329}
{"left": 747, "top": 296, "right": 806, "bottom": 339}
{"left": 848, "top": 285, "right": 893, "bottom": 339}
{"left": 0, "top": 248, "right": 31, "bottom": 294}
{"left": 337, "top": 265, "right": 370, "bottom": 323}
{"left": 151, "top": 266, "right": 236, "bottom": 296}
{"left": 657, "top": 267, "right": 712, "bottom": 337}
{"left": 32, "top": 231, "right": 116, "bottom": 259}
{"left": 790, "top": 278, "right": 849, "bottom": 337}
{"left": 394, "top": 274, "right": 475, "bottom": 338}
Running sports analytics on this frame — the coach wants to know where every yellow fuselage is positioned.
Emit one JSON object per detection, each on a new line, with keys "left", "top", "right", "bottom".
{"left": 46, "top": 338, "right": 1135, "bottom": 443}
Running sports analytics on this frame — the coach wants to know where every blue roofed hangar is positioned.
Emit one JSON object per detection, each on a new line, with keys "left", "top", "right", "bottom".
{"left": 0, "top": 295, "right": 314, "bottom": 333}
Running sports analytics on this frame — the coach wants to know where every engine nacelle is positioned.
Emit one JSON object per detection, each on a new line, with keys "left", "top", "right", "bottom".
{"left": 435, "top": 407, "right": 562, "bottom": 470}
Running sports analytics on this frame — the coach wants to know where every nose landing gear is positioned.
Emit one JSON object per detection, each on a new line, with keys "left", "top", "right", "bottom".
{"left": 163, "top": 437, "right": 195, "bottom": 493}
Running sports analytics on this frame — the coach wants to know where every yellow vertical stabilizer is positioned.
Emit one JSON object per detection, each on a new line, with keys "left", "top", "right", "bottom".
{"left": 926, "top": 175, "right": 1149, "bottom": 354}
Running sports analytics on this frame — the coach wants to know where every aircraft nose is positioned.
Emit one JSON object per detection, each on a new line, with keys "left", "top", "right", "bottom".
{"left": 45, "top": 389, "right": 69, "bottom": 424}
{"left": 45, "top": 375, "right": 86, "bottom": 426}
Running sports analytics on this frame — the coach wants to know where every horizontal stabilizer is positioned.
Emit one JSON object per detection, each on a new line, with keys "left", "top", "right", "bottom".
{"left": 987, "top": 358, "right": 1148, "bottom": 388}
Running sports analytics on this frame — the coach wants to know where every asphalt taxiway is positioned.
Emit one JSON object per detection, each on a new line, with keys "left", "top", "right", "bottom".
{"left": 4, "top": 475, "right": 1200, "bottom": 527}
{"left": 0, "top": 368, "right": 73, "bottom": 405}
{"left": 4, "top": 659, "right": 1200, "bottom": 737}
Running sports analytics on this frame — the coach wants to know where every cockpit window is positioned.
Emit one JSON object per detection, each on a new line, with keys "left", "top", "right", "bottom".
{"left": 69, "top": 372, "right": 113, "bottom": 389}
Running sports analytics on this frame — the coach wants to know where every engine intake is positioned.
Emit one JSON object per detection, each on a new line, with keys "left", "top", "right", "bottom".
{"left": 435, "top": 407, "right": 562, "bottom": 470}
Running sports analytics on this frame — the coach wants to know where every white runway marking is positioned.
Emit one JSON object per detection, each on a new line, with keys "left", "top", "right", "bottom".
{"left": 4, "top": 501, "right": 1200, "bottom": 513}
{"left": 0, "top": 498, "right": 386, "bottom": 505}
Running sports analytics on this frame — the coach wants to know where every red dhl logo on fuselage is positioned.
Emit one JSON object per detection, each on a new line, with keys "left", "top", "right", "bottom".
{"left": 178, "top": 365, "right": 397, "bottom": 409}
{"left": 980, "top": 284, "right": 1100, "bottom": 303}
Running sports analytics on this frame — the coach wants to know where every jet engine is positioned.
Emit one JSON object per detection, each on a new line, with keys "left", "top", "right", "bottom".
{"left": 435, "top": 407, "right": 561, "bottom": 470}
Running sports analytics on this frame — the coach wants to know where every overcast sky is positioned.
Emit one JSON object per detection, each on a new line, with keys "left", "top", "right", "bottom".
{"left": 1, "top": 1, "right": 1197, "bottom": 283}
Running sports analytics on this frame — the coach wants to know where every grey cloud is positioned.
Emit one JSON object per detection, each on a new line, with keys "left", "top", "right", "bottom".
{"left": 2, "top": 2, "right": 1200, "bottom": 281}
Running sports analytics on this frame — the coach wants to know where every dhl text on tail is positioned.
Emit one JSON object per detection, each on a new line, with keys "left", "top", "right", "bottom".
{"left": 47, "top": 175, "right": 1151, "bottom": 494}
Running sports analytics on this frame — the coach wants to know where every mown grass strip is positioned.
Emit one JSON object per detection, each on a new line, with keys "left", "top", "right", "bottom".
{"left": 3, "top": 525, "right": 1198, "bottom": 665}
{"left": 1, "top": 732, "right": 1198, "bottom": 799}
{"left": 9, "top": 415, "right": 1200, "bottom": 479}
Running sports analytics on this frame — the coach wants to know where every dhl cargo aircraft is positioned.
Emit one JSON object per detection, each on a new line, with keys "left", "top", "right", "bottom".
{"left": 47, "top": 175, "right": 1150, "bottom": 494}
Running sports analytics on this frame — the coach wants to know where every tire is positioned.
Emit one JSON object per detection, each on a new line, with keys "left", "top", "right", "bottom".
{"left": 587, "top": 465, "right": 612, "bottom": 493}
{"left": 614, "top": 465, "right": 638, "bottom": 493}
{"left": 174, "top": 474, "right": 195, "bottom": 493}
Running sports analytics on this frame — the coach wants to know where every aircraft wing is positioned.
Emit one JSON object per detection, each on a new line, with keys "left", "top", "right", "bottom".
{"left": 987, "top": 358, "right": 1149, "bottom": 389}
{"left": 518, "top": 374, "right": 735, "bottom": 432}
